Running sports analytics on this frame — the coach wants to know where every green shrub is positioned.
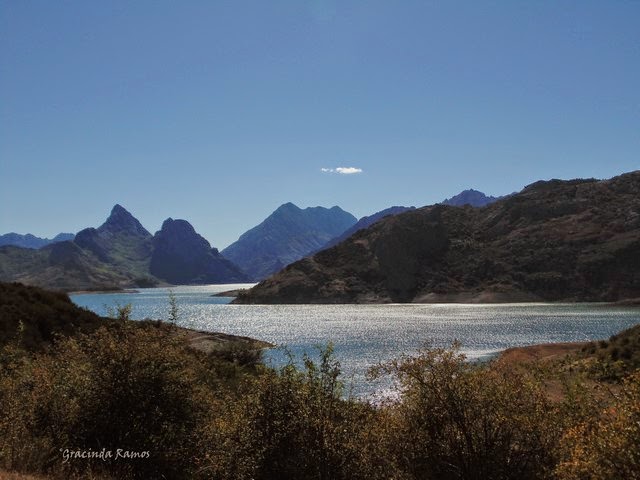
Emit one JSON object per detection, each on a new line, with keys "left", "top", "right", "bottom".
{"left": 555, "top": 371, "right": 640, "bottom": 480}
{"left": 370, "top": 343, "right": 562, "bottom": 480}
{"left": 204, "top": 345, "right": 384, "bottom": 480}
{"left": 0, "top": 324, "right": 220, "bottom": 479}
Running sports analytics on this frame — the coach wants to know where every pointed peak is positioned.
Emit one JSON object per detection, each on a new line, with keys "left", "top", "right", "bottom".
{"left": 276, "top": 202, "right": 300, "bottom": 211}
{"left": 99, "top": 204, "right": 151, "bottom": 237}
{"left": 106, "top": 204, "right": 135, "bottom": 223}
{"left": 111, "top": 204, "right": 128, "bottom": 215}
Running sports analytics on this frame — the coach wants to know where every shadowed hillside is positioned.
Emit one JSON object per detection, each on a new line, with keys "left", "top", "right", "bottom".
{"left": 319, "top": 206, "right": 415, "bottom": 252}
{"left": 0, "top": 282, "right": 106, "bottom": 350}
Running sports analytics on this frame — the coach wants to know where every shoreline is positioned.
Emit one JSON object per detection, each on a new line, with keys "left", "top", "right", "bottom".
{"left": 211, "top": 288, "right": 249, "bottom": 297}
{"left": 63, "top": 284, "right": 640, "bottom": 306}
{"left": 70, "top": 289, "right": 141, "bottom": 295}
{"left": 175, "top": 325, "right": 274, "bottom": 353}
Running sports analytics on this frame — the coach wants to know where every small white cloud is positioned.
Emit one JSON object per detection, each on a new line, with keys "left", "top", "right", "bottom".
{"left": 321, "top": 166, "right": 363, "bottom": 175}
{"left": 336, "top": 167, "right": 362, "bottom": 175}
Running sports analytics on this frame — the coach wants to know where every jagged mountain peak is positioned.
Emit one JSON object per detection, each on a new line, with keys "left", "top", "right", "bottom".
{"left": 99, "top": 204, "right": 151, "bottom": 237}
{"left": 151, "top": 218, "right": 248, "bottom": 284}
{"left": 155, "top": 218, "right": 209, "bottom": 250}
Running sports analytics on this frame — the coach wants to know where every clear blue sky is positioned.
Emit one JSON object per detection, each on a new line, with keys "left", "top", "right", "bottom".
{"left": 1, "top": 1, "right": 638, "bottom": 249}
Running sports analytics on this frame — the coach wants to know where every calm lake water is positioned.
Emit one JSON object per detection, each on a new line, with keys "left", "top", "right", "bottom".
{"left": 70, "top": 284, "right": 640, "bottom": 398}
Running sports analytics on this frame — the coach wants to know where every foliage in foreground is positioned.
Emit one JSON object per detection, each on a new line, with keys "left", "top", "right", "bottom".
{"left": 0, "top": 323, "right": 639, "bottom": 479}
{"left": 370, "top": 344, "right": 561, "bottom": 480}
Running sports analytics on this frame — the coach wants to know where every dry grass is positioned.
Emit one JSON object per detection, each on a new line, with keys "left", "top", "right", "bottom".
{"left": 498, "top": 342, "right": 587, "bottom": 365}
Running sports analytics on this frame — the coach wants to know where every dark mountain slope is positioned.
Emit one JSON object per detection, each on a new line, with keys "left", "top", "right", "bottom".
{"left": 320, "top": 206, "right": 415, "bottom": 252}
{"left": 0, "top": 281, "right": 106, "bottom": 350}
{"left": 151, "top": 218, "right": 249, "bottom": 284}
{"left": 221, "top": 203, "right": 357, "bottom": 281}
{"left": 235, "top": 171, "right": 640, "bottom": 304}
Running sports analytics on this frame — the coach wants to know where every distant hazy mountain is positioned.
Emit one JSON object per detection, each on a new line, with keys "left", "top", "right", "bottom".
{"left": 151, "top": 218, "right": 248, "bottom": 284}
{"left": 441, "top": 189, "right": 500, "bottom": 207}
{"left": 235, "top": 171, "right": 640, "bottom": 304}
{"left": 221, "top": 202, "right": 357, "bottom": 281}
{"left": 0, "top": 232, "right": 75, "bottom": 249}
{"left": 0, "top": 205, "right": 247, "bottom": 291}
{"left": 320, "top": 206, "right": 416, "bottom": 251}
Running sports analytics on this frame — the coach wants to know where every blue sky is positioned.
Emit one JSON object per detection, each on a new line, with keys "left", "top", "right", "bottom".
{"left": 1, "top": 1, "right": 639, "bottom": 249}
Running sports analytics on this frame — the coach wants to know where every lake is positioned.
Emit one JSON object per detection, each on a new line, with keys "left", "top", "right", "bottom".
{"left": 70, "top": 284, "right": 640, "bottom": 398}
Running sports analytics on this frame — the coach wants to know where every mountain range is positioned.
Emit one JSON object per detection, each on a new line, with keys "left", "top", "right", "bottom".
{"left": 0, "top": 205, "right": 248, "bottom": 291}
{"left": 0, "top": 188, "right": 513, "bottom": 291}
{"left": 235, "top": 171, "right": 640, "bottom": 304}
{"left": 0, "top": 232, "right": 75, "bottom": 249}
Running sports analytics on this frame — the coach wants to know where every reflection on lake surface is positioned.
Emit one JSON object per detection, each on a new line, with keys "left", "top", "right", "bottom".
{"left": 71, "top": 284, "right": 640, "bottom": 397}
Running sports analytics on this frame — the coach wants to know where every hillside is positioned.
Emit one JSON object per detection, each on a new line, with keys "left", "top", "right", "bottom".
{"left": 235, "top": 171, "right": 640, "bottom": 304}
{"left": 0, "top": 281, "right": 106, "bottom": 350}
{"left": 319, "top": 206, "right": 415, "bottom": 252}
{"left": 318, "top": 190, "right": 500, "bottom": 253}
{"left": 221, "top": 203, "right": 357, "bottom": 281}
{"left": 0, "top": 241, "right": 141, "bottom": 291}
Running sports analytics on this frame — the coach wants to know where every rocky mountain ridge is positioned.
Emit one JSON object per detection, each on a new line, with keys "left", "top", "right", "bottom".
{"left": 0, "top": 232, "right": 75, "bottom": 249}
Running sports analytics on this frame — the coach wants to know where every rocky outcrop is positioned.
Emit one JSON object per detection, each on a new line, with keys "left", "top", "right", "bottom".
{"left": 151, "top": 218, "right": 248, "bottom": 284}
{"left": 221, "top": 203, "right": 357, "bottom": 281}
{"left": 235, "top": 171, "right": 640, "bottom": 304}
